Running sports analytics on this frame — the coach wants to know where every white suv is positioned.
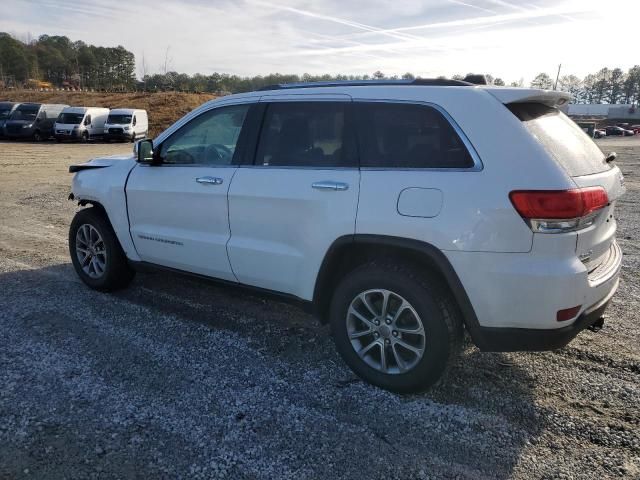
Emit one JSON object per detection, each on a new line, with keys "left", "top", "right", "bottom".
{"left": 68, "top": 79, "right": 624, "bottom": 392}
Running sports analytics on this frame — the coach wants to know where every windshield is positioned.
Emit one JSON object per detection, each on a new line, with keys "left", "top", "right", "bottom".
{"left": 508, "top": 103, "right": 610, "bottom": 177}
{"left": 10, "top": 106, "right": 39, "bottom": 121}
{"left": 57, "top": 113, "right": 85, "bottom": 124}
{"left": 107, "top": 114, "right": 132, "bottom": 125}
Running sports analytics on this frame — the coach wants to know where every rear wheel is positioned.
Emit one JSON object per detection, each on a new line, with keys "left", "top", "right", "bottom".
{"left": 330, "top": 262, "right": 462, "bottom": 393}
{"left": 69, "top": 208, "right": 135, "bottom": 291}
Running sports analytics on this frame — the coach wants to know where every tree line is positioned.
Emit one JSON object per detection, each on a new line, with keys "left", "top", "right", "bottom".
{"left": 0, "top": 33, "right": 135, "bottom": 91}
{"left": 1, "top": 32, "right": 639, "bottom": 105}
{"left": 139, "top": 68, "right": 640, "bottom": 106}
{"left": 530, "top": 68, "right": 640, "bottom": 105}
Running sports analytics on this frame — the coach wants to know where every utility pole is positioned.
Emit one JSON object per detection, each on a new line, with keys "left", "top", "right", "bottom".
{"left": 554, "top": 63, "right": 562, "bottom": 90}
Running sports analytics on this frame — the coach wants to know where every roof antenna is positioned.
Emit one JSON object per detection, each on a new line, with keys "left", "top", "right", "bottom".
{"left": 463, "top": 74, "right": 489, "bottom": 85}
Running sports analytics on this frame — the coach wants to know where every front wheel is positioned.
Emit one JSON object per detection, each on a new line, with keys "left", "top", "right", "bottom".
{"left": 69, "top": 208, "right": 135, "bottom": 291}
{"left": 330, "top": 262, "right": 463, "bottom": 393}
{"left": 33, "top": 131, "right": 43, "bottom": 142}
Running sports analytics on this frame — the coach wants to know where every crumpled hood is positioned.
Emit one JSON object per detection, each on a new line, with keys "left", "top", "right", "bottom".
{"left": 69, "top": 154, "right": 136, "bottom": 173}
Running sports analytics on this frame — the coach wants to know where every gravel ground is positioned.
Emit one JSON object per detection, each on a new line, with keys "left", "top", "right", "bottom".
{"left": 0, "top": 139, "right": 638, "bottom": 479}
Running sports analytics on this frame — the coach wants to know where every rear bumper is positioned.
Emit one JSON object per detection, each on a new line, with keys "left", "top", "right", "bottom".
{"left": 471, "top": 279, "right": 617, "bottom": 351}
{"left": 445, "top": 236, "right": 622, "bottom": 351}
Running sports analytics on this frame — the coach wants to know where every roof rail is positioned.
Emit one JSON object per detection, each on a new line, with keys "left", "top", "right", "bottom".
{"left": 258, "top": 78, "right": 473, "bottom": 91}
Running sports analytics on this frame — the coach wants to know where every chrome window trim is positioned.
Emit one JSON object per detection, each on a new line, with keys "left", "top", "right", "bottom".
{"left": 237, "top": 165, "right": 359, "bottom": 171}
{"left": 352, "top": 98, "right": 484, "bottom": 172}
{"left": 137, "top": 163, "right": 239, "bottom": 169}
{"left": 148, "top": 95, "right": 483, "bottom": 171}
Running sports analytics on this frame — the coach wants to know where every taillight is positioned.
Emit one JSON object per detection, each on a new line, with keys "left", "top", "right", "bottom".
{"left": 509, "top": 187, "right": 609, "bottom": 233}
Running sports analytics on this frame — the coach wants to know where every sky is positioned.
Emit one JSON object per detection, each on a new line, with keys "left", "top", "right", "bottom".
{"left": 3, "top": 0, "right": 640, "bottom": 83}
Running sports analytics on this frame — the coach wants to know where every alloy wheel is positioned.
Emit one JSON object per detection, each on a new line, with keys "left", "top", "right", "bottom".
{"left": 75, "top": 224, "right": 107, "bottom": 279}
{"left": 346, "top": 289, "right": 426, "bottom": 374}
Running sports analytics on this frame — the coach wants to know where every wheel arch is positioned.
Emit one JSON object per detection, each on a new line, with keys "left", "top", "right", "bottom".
{"left": 313, "top": 234, "right": 483, "bottom": 344}
{"left": 71, "top": 199, "right": 137, "bottom": 261}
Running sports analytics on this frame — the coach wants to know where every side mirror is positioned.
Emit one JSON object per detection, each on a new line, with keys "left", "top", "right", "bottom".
{"left": 137, "top": 139, "right": 156, "bottom": 164}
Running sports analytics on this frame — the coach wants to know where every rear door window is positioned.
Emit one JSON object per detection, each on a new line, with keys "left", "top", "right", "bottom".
{"left": 255, "top": 102, "right": 356, "bottom": 167}
{"left": 508, "top": 103, "right": 610, "bottom": 177}
{"left": 355, "top": 102, "right": 475, "bottom": 169}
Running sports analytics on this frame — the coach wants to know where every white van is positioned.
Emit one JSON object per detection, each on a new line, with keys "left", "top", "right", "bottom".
{"left": 104, "top": 109, "right": 148, "bottom": 142}
{"left": 54, "top": 107, "right": 110, "bottom": 142}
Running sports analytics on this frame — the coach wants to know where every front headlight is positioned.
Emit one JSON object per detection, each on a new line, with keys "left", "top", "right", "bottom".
{"left": 23, "top": 124, "right": 31, "bottom": 128}
{"left": 73, "top": 125, "right": 80, "bottom": 129}
{"left": 124, "top": 126, "right": 130, "bottom": 131}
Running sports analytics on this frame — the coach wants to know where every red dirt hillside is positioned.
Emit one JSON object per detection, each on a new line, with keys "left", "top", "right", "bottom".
{"left": 0, "top": 90, "right": 218, "bottom": 137}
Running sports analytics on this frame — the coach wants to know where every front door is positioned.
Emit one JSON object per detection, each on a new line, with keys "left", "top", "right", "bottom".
{"left": 126, "top": 103, "right": 252, "bottom": 280}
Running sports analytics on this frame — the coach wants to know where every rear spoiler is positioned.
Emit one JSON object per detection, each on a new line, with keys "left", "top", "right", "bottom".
{"left": 485, "top": 88, "right": 572, "bottom": 108}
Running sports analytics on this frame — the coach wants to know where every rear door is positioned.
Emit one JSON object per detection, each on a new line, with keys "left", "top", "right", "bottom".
{"left": 126, "top": 102, "right": 253, "bottom": 280}
{"left": 227, "top": 96, "right": 360, "bottom": 300}
{"left": 508, "top": 103, "right": 625, "bottom": 274}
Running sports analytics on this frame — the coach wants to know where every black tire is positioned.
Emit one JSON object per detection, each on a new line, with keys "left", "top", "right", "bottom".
{"left": 69, "top": 207, "right": 135, "bottom": 291}
{"left": 81, "top": 131, "right": 89, "bottom": 143}
{"left": 33, "top": 131, "right": 43, "bottom": 142}
{"left": 329, "top": 262, "right": 463, "bottom": 393}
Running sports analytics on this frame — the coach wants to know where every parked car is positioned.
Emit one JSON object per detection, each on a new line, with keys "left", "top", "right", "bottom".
{"left": 104, "top": 109, "right": 148, "bottom": 142}
{"left": 4, "top": 103, "right": 68, "bottom": 141}
{"left": 0, "top": 102, "right": 20, "bottom": 137}
{"left": 630, "top": 125, "right": 640, "bottom": 134}
{"left": 594, "top": 128, "right": 606, "bottom": 139}
{"left": 55, "top": 107, "right": 110, "bottom": 142}
{"left": 605, "top": 125, "right": 634, "bottom": 136}
{"left": 68, "top": 80, "right": 624, "bottom": 392}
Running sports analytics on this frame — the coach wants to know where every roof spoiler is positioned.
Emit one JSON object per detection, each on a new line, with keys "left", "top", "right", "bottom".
{"left": 487, "top": 88, "right": 572, "bottom": 108}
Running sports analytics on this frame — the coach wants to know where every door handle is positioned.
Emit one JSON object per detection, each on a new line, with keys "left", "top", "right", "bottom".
{"left": 196, "top": 176, "right": 223, "bottom": 185}
{"left": 312, "top": 181, "right": 349, "bottom": 191}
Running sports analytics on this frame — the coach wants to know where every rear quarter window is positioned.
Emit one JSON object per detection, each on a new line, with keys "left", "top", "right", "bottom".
{"left": 355, "top": 102, "right": 476, "bottom": 169}
{"left": 508, "top": 103, "right": 610, "bottom": 177}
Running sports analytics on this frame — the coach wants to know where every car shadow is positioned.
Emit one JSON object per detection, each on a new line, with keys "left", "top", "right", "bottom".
{"left": 0, "top": 263, "right": 546, "bottom": 479}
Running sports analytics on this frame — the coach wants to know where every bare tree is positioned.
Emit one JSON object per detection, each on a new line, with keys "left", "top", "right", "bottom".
{"left": 162, "top": 46, "right": 173, "bottom": 75}
{"left": 139, "top": 52, "right": 149, "bottom": 91}
{"left": 530, "top": 73, "right": 553, "bottom": 90}
{"left": 605, "top": 68, "right": 625, "bottom": 104}
{"left": 558, "top": 75, "right": 583, "bottom": 102}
